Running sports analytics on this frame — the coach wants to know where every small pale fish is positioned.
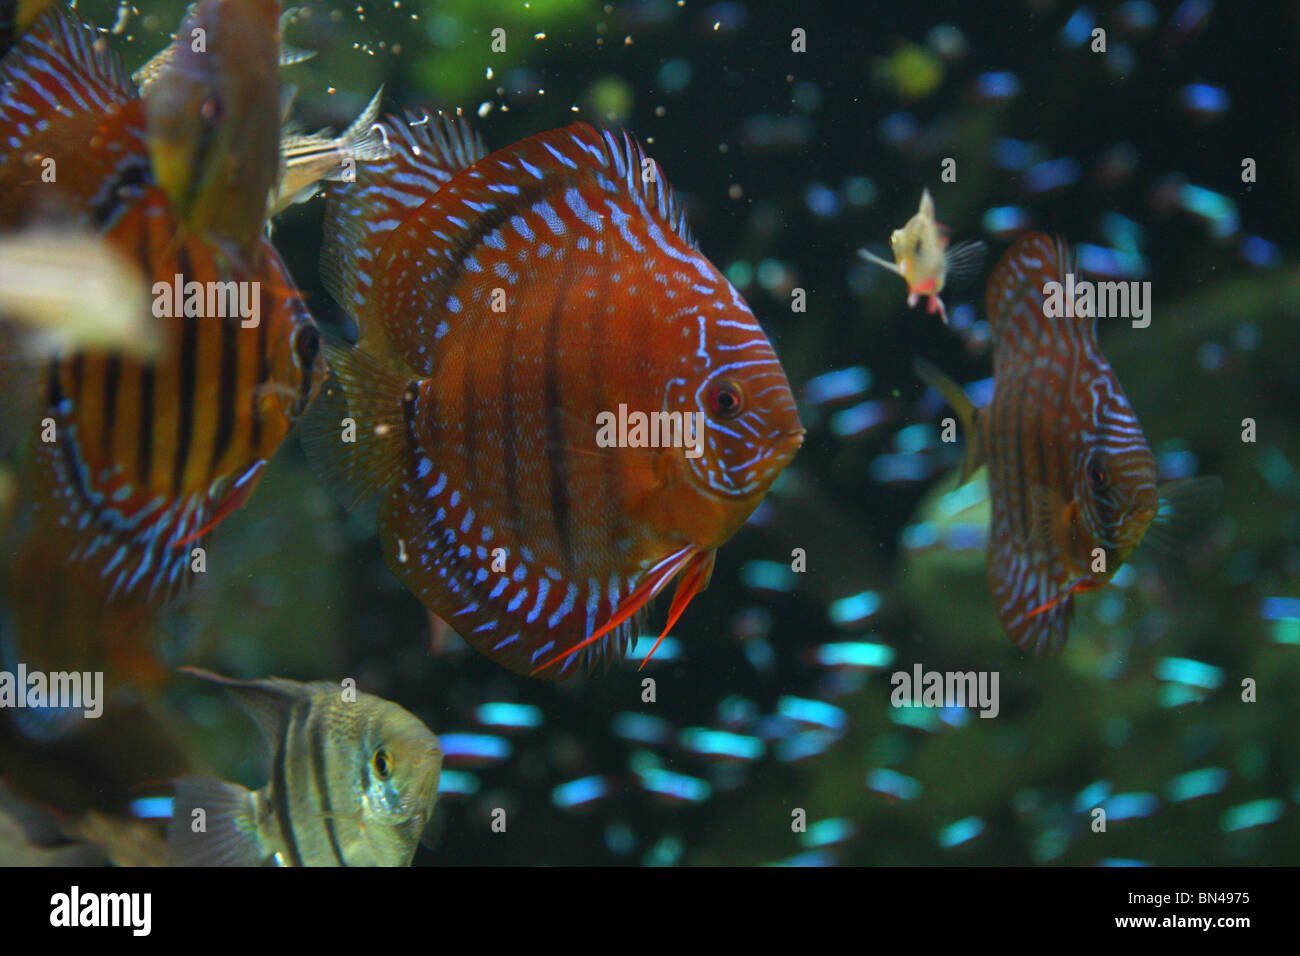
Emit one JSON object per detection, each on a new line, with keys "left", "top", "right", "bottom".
{"left": 916, "top": 232, "right": 1220, "bottom": 654}
{"left": 859, "top": 188, "right": 985, "bottom": 324}
{"left": 272, "top": 87, "right": 393, "bottom": 215}
{"left": 0, "top": 226, "right": 160, "bottom": 359}
{"left": 303, "top": 115, "right": 804, "bottom": 679}
{"left": 166, "top": 668, "right": 442, "bottom": 867}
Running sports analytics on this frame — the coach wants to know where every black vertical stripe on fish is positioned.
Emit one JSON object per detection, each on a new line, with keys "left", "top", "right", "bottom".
{"left": 462, "top": 340, "right": 478, "bottom": 491}
{"left": 588, "top": 266, "right": 623, "bottom": 559}
{"left": 46, "top": 356, "right": 63, "bottom": 408}
{"left": 1010, "top": 386, "right": 1028, "bottom": 536}
{"left": 543, "top": 263, "right": 577, "bottom": 570}
{"left": 70, "top": 352, "right": 84, "bottom": 404}
{"left": 411, "top": 374, "right": 436, "bottom": 465}
{"left": 137, "top": 364, "right": 155, "bottom": 486}
{"left": 211, "top": 315, "right": 238, "bottom": 471}
{"left": 1031, "top": 394, "right": 1051, "bottom": 551}
{"left": 272, "top": 699, "right": 307, "bottom": 867}
{"left": 308, "top": 704, "right": 348, "bottom": 866}
{"left": 296, "top": 315, "right": 317, "bottom": 408}
{"left": 501, "top": 322, "right": 520, "bottom": 536}
{"left": 101, "top": 355, "right": 120, "bottom": 461}
{"left": 172, "top": 311, "right": 198, "bottom": 496}
{"left": 250, "top": 316, "right": 269, "bottom": 450}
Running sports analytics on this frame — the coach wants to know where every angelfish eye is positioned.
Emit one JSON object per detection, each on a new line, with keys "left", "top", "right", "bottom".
{"left": 1087, "top": 455, "right": 1109, "bottom": 493}
{"left": 913, "top": 239, "right": 922, "bottom": 257}
{"left": 372, "top": 748, "right": 393, "bottom": 780}
{"left": 706, "top": 379, "right": 744, "bottom": 420}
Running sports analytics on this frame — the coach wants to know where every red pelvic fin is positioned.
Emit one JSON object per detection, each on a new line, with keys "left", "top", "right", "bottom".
{"left": 637, "top": 550, "right": 716, "bottom": 670}
{"left": 530, "top": 546, "right": 697, "bottom": 676}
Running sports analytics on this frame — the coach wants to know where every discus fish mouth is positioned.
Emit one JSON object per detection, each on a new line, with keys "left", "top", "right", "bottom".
{"left": 774, "top": 426, "right": 805, "bottom": 464}
{"left": 1128, "top": 491, "right": 1161, "bottom": 541}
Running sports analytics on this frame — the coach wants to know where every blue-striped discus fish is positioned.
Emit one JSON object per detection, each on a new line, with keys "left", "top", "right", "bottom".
{"left": 167, "top": 669, "right": 442, "bottom": 867}
{"left": 917, "top": 232, "right": 1218, "bottom": 654}
{"left": 304, "top": 115, "right": 804, "bottom": 678}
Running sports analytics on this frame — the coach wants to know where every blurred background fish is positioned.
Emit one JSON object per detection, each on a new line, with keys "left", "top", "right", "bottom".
{"left": 0, "top": 226, "right": 159, "bottom": 359}
{"left": 0, "top": 0, "right": 53, "bottom": 54}
{"left": 0, "top": 0, "right": 324, "bottom": 707}
{"left": 916, "top": 233, "right": 1220, "bottom": 654}
{"left": 131, "top": 3, "right": 316, "bottom": 95}
{"left": 142, "top": 0, "right": 282, "bottom": 255}
{"left": 166, "top": 668, "right": 442, "bottom": 866}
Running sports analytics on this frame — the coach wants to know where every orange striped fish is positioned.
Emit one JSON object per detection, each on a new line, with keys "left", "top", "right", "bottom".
{"left": 917, "top": 233, "right": 1219, "bottom": 654}
{"left": 305, "top": 114, "right": 804, "bottom": 679}
{"left": 0, "top": 2, "right": 323, "bottom": 702}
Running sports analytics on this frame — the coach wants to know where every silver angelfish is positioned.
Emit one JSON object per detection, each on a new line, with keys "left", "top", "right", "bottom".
{"left": 166, "top": 668, "right": 442, "bottom": 867}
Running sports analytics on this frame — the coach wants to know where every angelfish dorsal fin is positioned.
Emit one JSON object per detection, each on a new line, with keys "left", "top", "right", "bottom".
{"left": 179, "top": 667, "right": 315, "bottom": 748}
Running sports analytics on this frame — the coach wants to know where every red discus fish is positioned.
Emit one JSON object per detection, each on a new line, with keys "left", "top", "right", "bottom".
{"left": 304, "top": 113, "right": 804, "bottom": 678}
{"left": 0, "top": 3, "right": 323, "bottom": 702}
{"left": 917, "top": 233, "right": 1219, "bottom": 654}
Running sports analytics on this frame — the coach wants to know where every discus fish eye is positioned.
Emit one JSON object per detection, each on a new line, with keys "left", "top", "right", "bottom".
{"left": 372, "top": 748, "right": 393, "bottom": 779}
{"left": 294, "top": 324, "right": 320, "bottom": 367}
{"left": 707, "top": 379, "right": 744, "bottom": 420}
{"left": 1087, "top": 455, "right": 1109, "bottom": 493}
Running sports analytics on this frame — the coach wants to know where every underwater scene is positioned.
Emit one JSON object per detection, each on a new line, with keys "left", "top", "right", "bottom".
{"left": 0, "top": 0, "right": 1296, "bottom": 870}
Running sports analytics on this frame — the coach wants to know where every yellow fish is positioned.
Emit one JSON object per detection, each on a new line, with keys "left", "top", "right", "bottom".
{"left": 859, "top": 188, "right": 985, "bottom": 324}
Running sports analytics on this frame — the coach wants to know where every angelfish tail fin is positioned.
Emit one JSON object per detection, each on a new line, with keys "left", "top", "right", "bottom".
{"left": 166, "top": 775, "right": 269, "bottom": 867}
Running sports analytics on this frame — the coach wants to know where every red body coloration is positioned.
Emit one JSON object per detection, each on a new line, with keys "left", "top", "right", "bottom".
{"left": 307, "top": 116, "right": 804, "bottom": 679}
{"left": 0, "top": 5, "right": 323, "bottom": 701}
